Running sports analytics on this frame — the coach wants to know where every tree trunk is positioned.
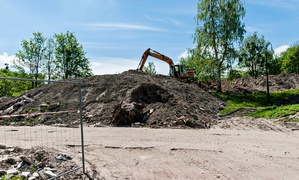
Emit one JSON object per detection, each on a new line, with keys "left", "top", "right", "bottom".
{"left": 217, "top": 69, "right": 222, "bottom": 92}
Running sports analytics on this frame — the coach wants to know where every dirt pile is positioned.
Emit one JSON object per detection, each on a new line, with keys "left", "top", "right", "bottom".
{"left": 0, "top": 146, "right": 86, "bottom": 179}
{"left": 0, "top": 70, "right": 223, "bottom": 128}
{"left": 201, "top": 72, "right": 299, "bottom": 93}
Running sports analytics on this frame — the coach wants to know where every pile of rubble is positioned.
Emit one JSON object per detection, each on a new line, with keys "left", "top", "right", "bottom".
{"left": 0, "top": 70, "right": 224, "bottom": 128}
{"left": 0, "top": 145, "right": 84, "bottom": 179}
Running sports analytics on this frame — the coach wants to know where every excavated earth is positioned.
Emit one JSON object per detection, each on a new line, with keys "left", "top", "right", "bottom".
{"left": 1, "top": 71, "right": 299, "bottom": 130}
{"left": 200, "top": 72, "right": 299, "bottom": 93}
{"left": 1, "top": 72, "right": 299, "bottom": 179}
{"left": 0, "top": 70, "right": 223, "bottom": 129}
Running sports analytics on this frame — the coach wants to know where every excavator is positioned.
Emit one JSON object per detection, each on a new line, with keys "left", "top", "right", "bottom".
{"left": 136, "top": 48, "right": 195, "bottom": 79}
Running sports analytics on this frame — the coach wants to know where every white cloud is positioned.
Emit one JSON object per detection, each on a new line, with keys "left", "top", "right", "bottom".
{"left": 145, "top": 15, "right": 183, "bottom": 26}
{"left": 82, "top": 23, "right": 165, "bottom": 32}
{"left": 90, "top": 57, "right": 139, "bottom": 75}
{"left": 178, "top": 50, "right": 189, "bottom": 59}
{"left": 0, "top": 52, "right": 14, "bottom": 68}
{"left": 274, "top": 45, "right": 290, "bottom": 56}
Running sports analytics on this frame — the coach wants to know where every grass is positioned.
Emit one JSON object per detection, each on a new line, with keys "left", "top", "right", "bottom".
{"left": 214, "top": 88, "right": 299, "bottom": 120}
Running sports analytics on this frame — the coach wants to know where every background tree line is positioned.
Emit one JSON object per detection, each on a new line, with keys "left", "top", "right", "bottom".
{"left": 179, "top": 0, "right": 299, "bottom": 92}
{"left": 0, "top": 31, "right": 93, "bottom": 96}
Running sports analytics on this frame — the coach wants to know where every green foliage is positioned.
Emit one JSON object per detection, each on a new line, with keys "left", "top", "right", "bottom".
{"left": 194, "top": 0, "right": 246, "bottom": 91}
{"left": 249, "top": 104, "right": 299, "bottom": 118}
{"left": 238, "top": 32, "right": 273, "bottom": 77}
{"left": 279, "top": 45, "right": 299, "bottom": 74}
{"left": 12, "top": 31, "right": 93, "bottom": 85}
{"left": 180, "top": 48, "right": 217, "bottom": 82}
{"left": 216, "top": 88, "right": 299, "bottom": 120}
{"left": 143, "top": 62, "right": 157, "bottom": 74}
{"left": 0, "top": 69, "right": 33, "bottom": 97}
{"left": 227, "top": 69, "right": 242, "bottom": 80}
{"left": 54, "top": 31, "right": 93, "bottom": 79}
{"left": 14, "top": 32, "right": 46, "bottom": 88}
{"left": 0, "top": 175, "right": 25, "bottom": 180}
{"left": 44, "top": 37, "right": 57, "bottom": 81}
{"left": 268, "top": 57, "right": 282, "bottom": 75}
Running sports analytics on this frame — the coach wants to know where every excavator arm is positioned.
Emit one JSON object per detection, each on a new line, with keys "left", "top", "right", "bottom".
{"left": 137, "top": 48, "right": 174, "bottom": 71}
{"left": 137, "top": 48, "right": 194, "bottom": 79}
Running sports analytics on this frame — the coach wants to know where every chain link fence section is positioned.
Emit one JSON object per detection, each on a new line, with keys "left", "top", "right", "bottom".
{"left": 0, "top": 77, "right": 86, "bottom": 178}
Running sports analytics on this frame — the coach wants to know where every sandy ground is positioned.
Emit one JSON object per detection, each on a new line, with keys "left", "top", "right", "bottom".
{"left": 1, "top": 124, "right": 299, "bottom": 180}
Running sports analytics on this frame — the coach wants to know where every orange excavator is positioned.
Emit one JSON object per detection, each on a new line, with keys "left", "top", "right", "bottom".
{"left": 136, "top": 48, "right": 195, "bottom": 79}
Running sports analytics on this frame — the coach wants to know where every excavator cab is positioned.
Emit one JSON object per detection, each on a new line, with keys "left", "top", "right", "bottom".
{"left": 170, "top": 65, "right": 194, "bottom": 79}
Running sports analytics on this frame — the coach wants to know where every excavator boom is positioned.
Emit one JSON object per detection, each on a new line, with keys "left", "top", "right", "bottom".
{"left": 137, "top": 48, "right": 174, "bottom": 71}
{"left": 137, "top": 48, "right": 194, "bottom": 79}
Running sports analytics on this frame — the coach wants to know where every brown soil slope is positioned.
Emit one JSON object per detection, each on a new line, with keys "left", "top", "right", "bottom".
{"left": 0, "top": 70, "right": 223, "bottom": 128}
{"left": 202, "top": 72, "right": 299, "bottom": 93}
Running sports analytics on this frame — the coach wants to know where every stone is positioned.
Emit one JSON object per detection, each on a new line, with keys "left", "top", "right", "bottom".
{"left": 28, "top": 177, "right": 36, "bottom": 180}
{"left": 44, "top": 170, "right": 57, "bottom": 178}
{"left": 44, "top": 167, "right": 57, "bottom": 172}
{"left": 21, "top": 171, "right": 30, "bottom": 177}
{"left": 7, "top": 169, "right": 18, "bottom": 175}
{"left": 20, "top": 156, "right": 33, "bottom": 165}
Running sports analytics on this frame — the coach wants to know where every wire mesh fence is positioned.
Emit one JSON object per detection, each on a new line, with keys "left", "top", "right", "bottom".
{"left": 0, "top": 77, "right": 86, "bottom": 179}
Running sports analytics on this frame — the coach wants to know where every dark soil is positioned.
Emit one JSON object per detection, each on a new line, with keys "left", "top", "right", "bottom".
{"left": 200, "top": 72, "right": 299, "bottom": 93}
{"left": 1, "top": 71, "right": 299, "bottom": 128}
{"left": 0, "top": 70, "right": 223, "bottom": 128}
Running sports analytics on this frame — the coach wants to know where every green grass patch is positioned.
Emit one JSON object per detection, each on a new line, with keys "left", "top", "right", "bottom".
{"left": 214, "top": 88, "right": 299, "bottom": 120}
{"left": 248, "top": 104, "right": 299, "bottom": 118}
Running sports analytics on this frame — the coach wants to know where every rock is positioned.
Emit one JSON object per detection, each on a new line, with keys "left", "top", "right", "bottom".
{"left": 7, "top": 169, "right": 18, "bottom": 175}
{"left": 44, "top": 167, "right": 57, "bottom": 172}
{"left": 0, "top": 144, "right": 6, "bottom": 149}
{"left": 21, "top": 171, "right": 31, "bottom": 177}
{"left": 56, "top": 154, "right": 72, "bottom": 161}
{"left": 20, "top": 156, "right": 33, "bottom": 165}
{"left": 44, "top": 170, "right": 57, "bottom": 178}
{"left": 39, "top": 103, "right": 48, "bottom": 112}
{"left": 32, "top": 172, "right": 39, "bottom": 177}
{"left": 38, "top": 169, "right": 47, "bottom": 180}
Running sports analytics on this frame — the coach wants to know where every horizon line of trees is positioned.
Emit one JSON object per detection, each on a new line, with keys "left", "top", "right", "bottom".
{"left": 0, "top": 31, "right": 93, "bottom": 96}
{"left": 179, "top": 0, "right": 299, "bottom": 92}
{"left": 12, "top": 31, "right": 93, "bottom": 87}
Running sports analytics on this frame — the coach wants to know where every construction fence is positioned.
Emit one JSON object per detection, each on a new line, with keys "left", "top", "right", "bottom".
{"left": 0, "top": 77, "right": 87, "bottom": 179}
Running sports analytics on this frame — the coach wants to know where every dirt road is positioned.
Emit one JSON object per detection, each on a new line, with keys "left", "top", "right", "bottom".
{"left": 2, "top": 125, "right": 299, "bottom": 179}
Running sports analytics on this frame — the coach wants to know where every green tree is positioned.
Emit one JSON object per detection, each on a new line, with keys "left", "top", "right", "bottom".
{"left": 44, "top": 37, "right": 57, "bottom": 81}
{"left": 279, "top": 45, "right": 299, "bottom": 74}
{"left": 14, "top": 32, "right": 46, "bottom": 87}
{"left": 268, "top": 57, "right": 282, "bottom": 75}
{"left": 143, "top": 62, "right": 157, "bottom": 74}
{"left": 180, "top": 48, "right": 217, "bottom": 82}
{"left": 194, "top": 0, "right": 246, "bottom": 92}
{"left": 0, "top": 68, "right": 32, "bottom": 97}
{"left": 54, "top": 31, "right": 93, "bottom": 79}
{"left": 238, "top": 32, "right": 270, "bottom": 78}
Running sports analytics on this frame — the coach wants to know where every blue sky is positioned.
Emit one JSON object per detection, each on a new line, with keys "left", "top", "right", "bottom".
{"left": 0, "top": 0, "right": 298, "bottom": 75}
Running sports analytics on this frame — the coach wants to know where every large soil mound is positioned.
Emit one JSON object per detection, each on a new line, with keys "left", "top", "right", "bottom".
{"left": 0, "top": 70, "right": 223, "bottom": 128}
